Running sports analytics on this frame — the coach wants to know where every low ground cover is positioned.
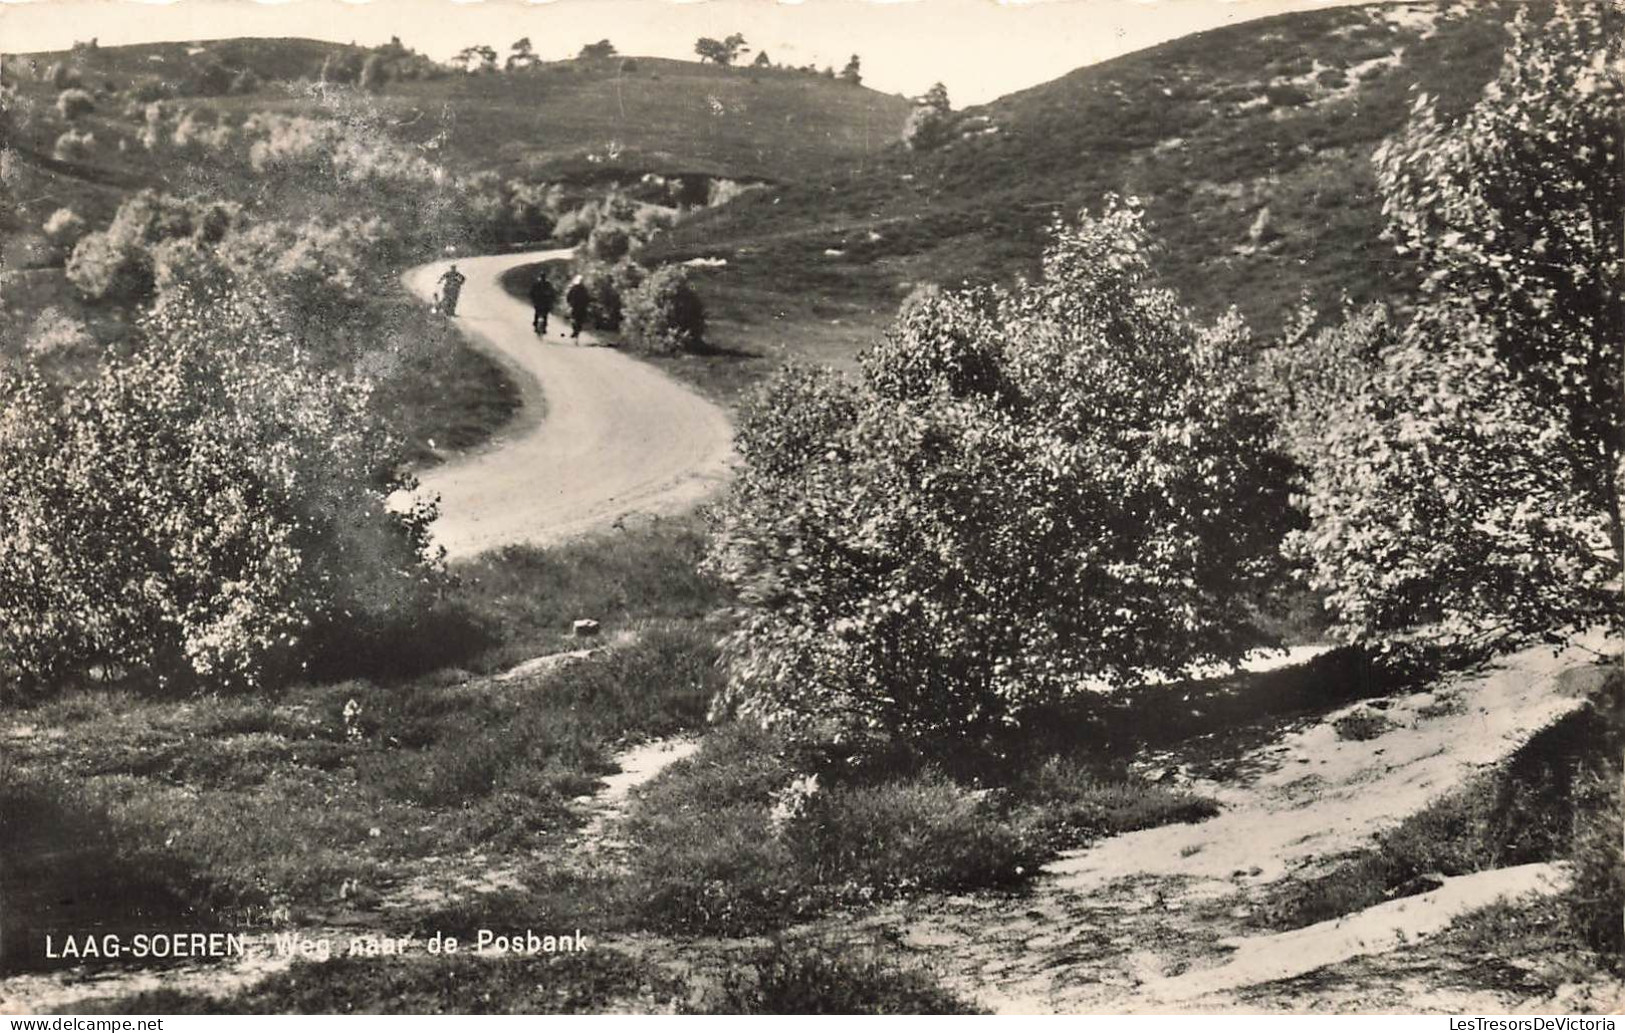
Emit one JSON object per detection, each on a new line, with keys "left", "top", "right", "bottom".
{"left": 0, "top": 520, "right": 728, "bottom": 976}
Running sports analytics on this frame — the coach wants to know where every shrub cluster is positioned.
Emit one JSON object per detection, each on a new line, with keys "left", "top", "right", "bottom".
{"left": 42, "top": 207, "right": 87, "bottom": 250}
{"left": 55, "top": 88, "right": 94, "bottom": 120}
{"left": 51, "top": 129, "right": 94, "bottom": 162}
{"left": 621, "top": 265, "right": 706, "bottom": 353}
{"left": 0, "top": 284, "right": 441, "bottom": 696}
{"left": 708, "top": 201, "right": 1292, "bottom": 758}
{"left": 66, "top": 189, "right": 242, "bottom": 303}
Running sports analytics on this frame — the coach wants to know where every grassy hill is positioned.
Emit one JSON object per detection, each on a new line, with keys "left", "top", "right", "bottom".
{"left": 2, "top": 40, "right": 911, "bottom": 201}
{"left": 643, "top": 0, "right": 1522, "bottom": 377}
{"left": 0, "top": 37, "right": 911, "bottom": 452}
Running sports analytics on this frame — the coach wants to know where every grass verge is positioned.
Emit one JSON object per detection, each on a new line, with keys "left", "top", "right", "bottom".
{"left": 618, "top": 722, "right": 1218, "bottom": 936}
{"left": 0, "top": 520, "right": 729, "bottom": 977}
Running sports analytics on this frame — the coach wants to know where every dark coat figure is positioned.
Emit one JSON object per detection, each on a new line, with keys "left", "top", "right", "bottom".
{"left": 437, "top": 265, "right": 467, "bottom": 316}
{"left": 529, "top": 274, "right": 558, "bottom": 335}
{"left": 565, "top": 277, "right": 590, "bottom": 340}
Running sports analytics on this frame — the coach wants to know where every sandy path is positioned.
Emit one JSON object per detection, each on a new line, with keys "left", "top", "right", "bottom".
{"left": 873, "top": 632, "right": 1619, "bottom": 1013}
{"left": 403, "top": 251, "right": 735, "bottom": 560}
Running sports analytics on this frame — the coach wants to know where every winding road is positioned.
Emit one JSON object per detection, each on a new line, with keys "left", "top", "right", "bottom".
{"left": 402, "top": 250, "right": 736, "bottom": 560}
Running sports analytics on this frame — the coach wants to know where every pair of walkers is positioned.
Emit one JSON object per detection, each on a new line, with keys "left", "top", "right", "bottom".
{"left": 530, "top": 273, "right": 592, "bottom": 341}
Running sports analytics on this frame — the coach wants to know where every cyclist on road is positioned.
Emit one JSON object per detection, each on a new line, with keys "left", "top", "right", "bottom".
{"left": 437, "top": 264, "right": 467, "bottom": 317}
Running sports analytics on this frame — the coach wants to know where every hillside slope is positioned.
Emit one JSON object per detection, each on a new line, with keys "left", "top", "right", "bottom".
{"left": 646, "top": 0, "right": 1520, "bottom": 354}
{"left": 1, "top": 41, "right": 911, "bottom": 203}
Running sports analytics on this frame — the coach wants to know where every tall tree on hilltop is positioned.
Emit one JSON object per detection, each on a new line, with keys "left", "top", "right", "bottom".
{"left": 507, "top": 37, "right": 538, "bottom": 71}
{"left": 695, "top": 33, "right": 748, "bottom": 66}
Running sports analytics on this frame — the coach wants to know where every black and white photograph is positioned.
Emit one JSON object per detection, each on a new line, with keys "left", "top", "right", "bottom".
{"left": 0, "top": 0, "right": 1620, "bottom": 1016}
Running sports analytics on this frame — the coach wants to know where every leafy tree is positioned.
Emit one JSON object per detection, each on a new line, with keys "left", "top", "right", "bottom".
{"left": 902, "top": 82, "right": 954, "bottom": 151}
{"left": 578, "top": 39, "right": 617, "bottom": 61}
{"left": 507, "top": 37, "right": 538, "bottom": 71}
{"left": 622, "top": 264, "right": 705, "bottom": 354}
{"left": 1284, "top": 0, "right": 1623, "bottom": 663}
{"left": 707, "top": 203, "right": 1292, "bottom": 757}
{"left": 0, "top": 282, "right": 440, "bottom": 695}
{"left": 840, "top": 54, "right": 862, "bottom": 86}
{"left": 921, "top": 81, "right": 951, "bottom": 114}
{"left": 454, "top": 45, "right": 498, "bottom": 74}
{"left": 695, "top": 33, "right": 747, "bottom": 66}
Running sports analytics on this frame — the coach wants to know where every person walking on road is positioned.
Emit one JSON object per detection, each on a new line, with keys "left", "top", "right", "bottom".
{"left": 565, "top": 275, "right": 591, "bottom": 341}
{"left": 437, "top": 264, "right": 467, "bottom": 317}
{"left": 529, "top": 272, "right": 558, "bottom": 336}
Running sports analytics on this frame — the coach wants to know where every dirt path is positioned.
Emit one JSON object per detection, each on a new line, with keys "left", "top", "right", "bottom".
{"left": 865, "top": 632, "right": 1619, "bottom": 1013}
{"left": 402, "top": 251, "right": 735, "bottom": 560}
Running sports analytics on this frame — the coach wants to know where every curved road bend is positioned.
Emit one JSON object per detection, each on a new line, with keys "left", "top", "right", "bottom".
{"left": 402, "top": 250, "right": 736, "bottom": 560}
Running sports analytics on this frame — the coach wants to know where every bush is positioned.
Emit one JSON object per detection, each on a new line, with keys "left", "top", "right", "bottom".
{"left": 575, "top": 261, "right": 636, "bottom": 331}
{"left": 51, "top": 129, "right": 94, "bottom": 162}
{"left": 22, "top": 307, "right": 95, "bottom": 359}
{"left": 553, "top": 204, "right": 599, "bottom": 245}
{"left": 633, "top": 205, "right": 675, "bottom": 238}
{"left": 65, "top": 230, "right": 149, "bottom": 302}
{"left": 55, "top": 88, "right": 94, "bottom": 120}
{"left": 0, "top": 283, "right": 440, "bottom": 695}
{"left": 66, "top": 190, "right": 240, "bottom": 304}
{"left": 42, "top": 207, "right": 87, "bottom": 249}
{"left": 186, "top": 60, "right": 233, "bottom": 97}
{"left": 622, "top": 265, "right": 706, "bottom": 353}
{"left": 48, "top": 63, "right": 82, "bottom": 89}
{"left": 172, "top": 108, "right": 231, "bottom": 152}
{"left": 1264, "top": 83, "right": 1312, "bottom": 107}
{"left": 901, "top": 105, "right": 953, "bottom": 152}
{"left": 707, "top": 201, "right": 1293, "bottom": 758}
{"left": 503, "top": 181, "right": 557, "bottom": 243}
{"left": 586, "top": 222, "right": 631, "bottom": 263}
{"left": 1333, "top": 708, "right": 1395, "bottom": 742}
{"left": 128, "top": 79, "right": 169, "bottom": 103}
{"left": 228, "top": 68, "right": 259, "bottom": 95}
